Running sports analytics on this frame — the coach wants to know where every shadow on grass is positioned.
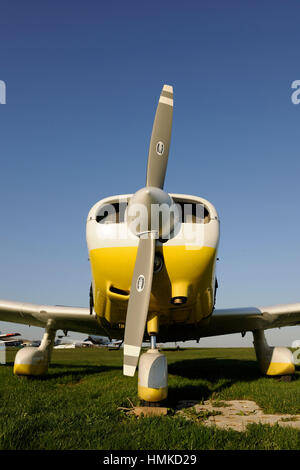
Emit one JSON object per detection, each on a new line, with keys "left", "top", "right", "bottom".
{"left": 165, "top": 357, "right": 262, "bottom": 407}
{"left": 161, "top": 348, "right": 189, "bottom": 352}
{"left": 166, "top": 358, "right": 300, "bottom": 409}
{"left": 169, "top": 357, "right": 261, "bottom": 381}
{"left": 9, "top": 362, "right": 121, "bottom": 383}
{"left": 166, "top": 381, "right": 234, "bottom": 408}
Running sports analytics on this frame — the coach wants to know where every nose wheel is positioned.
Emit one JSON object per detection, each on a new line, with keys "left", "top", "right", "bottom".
{"left": 138, "top": 334, "right": 168, "bottom": 404}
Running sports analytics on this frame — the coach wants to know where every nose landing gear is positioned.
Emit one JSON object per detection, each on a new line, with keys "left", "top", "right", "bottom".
{"left": 138, "top": 332, "right": 168, "bottom": 403}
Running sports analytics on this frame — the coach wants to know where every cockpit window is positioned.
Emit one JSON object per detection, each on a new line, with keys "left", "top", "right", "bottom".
{"left": 175, "top": 201, "right": 210, "bottom": 224}
{"left": 96, "top": 203, "right": 128, "bottom": 224}
{"left": 95, "top": 201, "right": 210, "bottom": 224}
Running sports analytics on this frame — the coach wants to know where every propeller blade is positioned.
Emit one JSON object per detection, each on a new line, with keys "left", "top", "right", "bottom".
{"left": 123, "top": 232, "right": 156, "bottom": 376}
{"left": 146, "top": 84, "right": 173, "bottom": 189}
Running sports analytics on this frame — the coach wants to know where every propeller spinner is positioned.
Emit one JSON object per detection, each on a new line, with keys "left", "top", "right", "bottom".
{"left": 123, "top": 84, "right": 174, "bottom": 376}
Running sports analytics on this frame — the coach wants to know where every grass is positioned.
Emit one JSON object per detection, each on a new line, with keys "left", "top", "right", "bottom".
{"left": 0, "top": 347, "right": 300, "bottom": 450}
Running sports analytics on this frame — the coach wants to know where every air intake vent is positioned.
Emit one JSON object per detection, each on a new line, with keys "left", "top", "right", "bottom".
{"left": 109, "top": 285, "right": 129, "bottom": 296}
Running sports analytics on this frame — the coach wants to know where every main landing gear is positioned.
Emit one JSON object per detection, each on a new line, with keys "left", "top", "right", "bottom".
{"left": 13, "top": 320, "right": 56, "bottom": 376}
{"left": 252, "top": 329, "right": 295, "bottom": 377}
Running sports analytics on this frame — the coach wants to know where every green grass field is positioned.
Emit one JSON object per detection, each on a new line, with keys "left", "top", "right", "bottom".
{"left": 0, "top": 347, "right": 300, "bottom": 450}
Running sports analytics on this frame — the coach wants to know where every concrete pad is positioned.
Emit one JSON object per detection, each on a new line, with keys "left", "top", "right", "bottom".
{"left": 176, "top": 400, "right": 300, "bottom": 432}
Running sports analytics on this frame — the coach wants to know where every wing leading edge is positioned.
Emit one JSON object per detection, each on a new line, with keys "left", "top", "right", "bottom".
{"left": 200, "top": 303, "right": 300, "bottom": 338}
{"left": 1, "top": 298, "right": 300, "bottom": 341}
{"left": 0, "top": 299, "right": 103, "bottom": 336}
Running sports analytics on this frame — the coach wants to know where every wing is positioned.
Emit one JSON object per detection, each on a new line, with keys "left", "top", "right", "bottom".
{"left": 2, "top": 298, "right": 300, "bottom": 342}
{"left": 0, "top": 299, "right": 104, "bottom": 336}
{"left": 200, "top": 303, "right": 300, "bottom": 337}
{"left": 0, "top": 332, "right": 21, "bottom": 341}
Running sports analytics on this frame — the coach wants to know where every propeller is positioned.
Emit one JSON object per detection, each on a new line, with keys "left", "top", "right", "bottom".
{"left": 123, "top": 84, "right": 174, "bottom": 376}
{"left": 146, "top": 84, "right": 173, "bottom": 189}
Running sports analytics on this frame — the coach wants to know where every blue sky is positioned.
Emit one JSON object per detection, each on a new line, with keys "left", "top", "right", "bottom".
{"left": 0, "top": 0, "right": 300, "bottom": 346}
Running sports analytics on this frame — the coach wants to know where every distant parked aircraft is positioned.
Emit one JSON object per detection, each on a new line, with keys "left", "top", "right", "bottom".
{"left": 0, "top": 331, "right": 23, "bottom": 347}
{"left": 84, "top": 335, "right": 123, "bottom": 349}
{"left": 54, "top": 334, "right": 93, "bottom": 349}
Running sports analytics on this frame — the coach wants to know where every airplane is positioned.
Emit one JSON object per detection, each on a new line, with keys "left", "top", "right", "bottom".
{"left": 54, "top": 334, "right": 94, "bottom": 349}
{"left": 85, "top": 335, "right": 123, "bottom": 349}
{"left": 1, "top": 84, "right": 300, "bottom": 403}
{"left": 0, "top": 332, "right": 21, "bottom": 343}
{"left": 0, "top": 331, "right": 24, "bottom": 347}
{"left": 22, "top": 340, "right": 41, "bottom": 348}
{"left": 0, "top": 332, "right": 38, "bottom": 348}
{"left": 53, "top": 335, "right": 122, "bottom": 349}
